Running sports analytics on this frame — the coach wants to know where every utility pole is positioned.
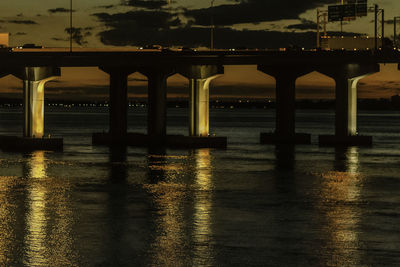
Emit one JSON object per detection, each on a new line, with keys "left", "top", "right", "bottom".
{"left": 70, "top": 0, "right": 73, "bottom": 52}
{"left": 316, "top": 9, "right": 328, "bottom": 49}
{"left": 210, "top": 0, "right": 215, "bottom": 50}
{"left": 394, "top": 17, "right": 400, "bottom": 49}
{"left": 375, "top": 4, "right": 378, "bottom": 51}
{"left": 395, "top": 17, "right": 397, "bottom": 49}
{"left": 374, "top": 5, "right": 385, "bottom": 51}
{"left": 317, "top": 9, "right": 320, "bottom": 49}
{"left": 381, "top": 8, "right": 385, "bottom": 49}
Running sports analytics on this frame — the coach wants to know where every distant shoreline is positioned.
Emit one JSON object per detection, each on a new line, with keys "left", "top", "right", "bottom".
{"left": 1, "top": 98, "right": 400, "bottom": 111}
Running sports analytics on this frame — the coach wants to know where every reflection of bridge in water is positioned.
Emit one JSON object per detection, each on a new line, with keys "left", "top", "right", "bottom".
{"left": 1, "top": 50, "right": 400, "bottom": 150}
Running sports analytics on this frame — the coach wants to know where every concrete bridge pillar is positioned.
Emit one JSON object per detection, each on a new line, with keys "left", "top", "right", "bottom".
{"left": 188, "top": 77, "right": 215, "bottom": 136}
{"left": 258, "top": 65, "right": 312, "bottom": 144}
{"left": 13, "top": 67, "right": 61, "bottom": 138}
{"left": 98, "top": 67, "right": 135, "bottom": 142}
{"left": 166, "top": 65, "right": 227, "bottom": 148}
{"left": 180, "top": 65, "right": 223, "bottom": 137}
{"left": 318, "top": 63, "right": 380, "bottom": 146}
{"left": 0, "top": 67, "right": 63, "bottom": 151}
{"left": 139, "top": 67, "right": 175, "bottom": 144}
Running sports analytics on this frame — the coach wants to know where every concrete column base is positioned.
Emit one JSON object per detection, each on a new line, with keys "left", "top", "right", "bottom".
{"left": 92, "top": 132, "right": 227, "bottom": 149}
{"left": 0, "top": 135, "right": 63, "bottom": 151}
{"left": 260, "top": 132, "right": 311, "bottom": 145}
{"left": 319, "top": 135, "right": 372, "bottom": 146}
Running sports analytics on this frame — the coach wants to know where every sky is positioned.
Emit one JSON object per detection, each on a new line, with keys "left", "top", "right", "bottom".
{"left": 1, "top": 0, "right": 400, "bottom": 100}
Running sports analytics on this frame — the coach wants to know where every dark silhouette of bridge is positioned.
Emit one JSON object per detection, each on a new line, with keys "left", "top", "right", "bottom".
{"left": 0, "top": 50, "right": 399, "bottom": 150}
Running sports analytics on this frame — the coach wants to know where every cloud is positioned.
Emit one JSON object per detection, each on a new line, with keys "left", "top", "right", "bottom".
{"left": 185, "top": 0, "right": 336, "bottom": 26}
{"left": 93, "top": 10, "right": 181, "bottom": 29}
{"left": 52, "top": 37, "right": 67, "bottom": 42}
{"left": 96, "top": 18, "right": 360, "bottom": 49}
{"left": 96, "top": 5, "right": 116, "bottom": 9}
{"left": 65, "top": 27, "right": 92, "bottom": 46}
{"left": 48, "top": 8, "right": 76, "bottom": 14}
{"left": 286, "top": 19, "right": 318, "bottom": 31}
{"left": 7, "top": 20, "right": 38, "bottom": 25}
{"left": 93, "top": 10, "right": 181, "bottom": 46}
{"left": 93, "top": 0, "right": 359, "bottom": 48}
{"left": 122, "top": 0, "right": 170, "bottom": 10}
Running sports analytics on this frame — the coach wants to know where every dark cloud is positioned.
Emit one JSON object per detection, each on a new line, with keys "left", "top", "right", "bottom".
{"left": 97, "top": 5, "right": 116, "bottom": 9}
{"left": 65, "top": 27, "right": 92, "bottom": 46}
{"left": 94, "top": 4, "right": 361, "bottom": 50}
{"left": 52, "top": 37, "right": 67, "bottom": 42}
{"left": 96, "top": 22, "right": 350, "bottom": 49}
{"left": 122, "top": 0, "right": 170, "bottom": 10}
{"left": 48, "top": 8, "right": 76, "bottom": 14}
{"left": 286, "top": 20, "right": 318, "bottom": 31}
{"left": 186, "top": 0, "right": 336, "bottom": 26}
{"left": 93, "top": 10, "right": 181, "bottom": 33}
{"left": 93, "top": 0, "right": 356, "bottom": 49}
{"left": 7, "top": 20, "right": 37, "bottom": 25}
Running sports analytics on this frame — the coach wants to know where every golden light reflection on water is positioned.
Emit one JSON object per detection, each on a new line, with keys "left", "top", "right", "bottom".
{"left": 193, "top": 149, "right": 214, "bottom": 266}
{"left": 145, "top": 153, "right": 188, "bottom": 266}
{"left": 25, "top": 151, "right": 49, "bottom": 266}
{"left": 345, "top": 147, "right": 359, "bottom": 175}
{"left": 145, "top": 150, "right": 215, "bottom": 266}
{"left": 145, "top": 182, "right": 187, "bottom": 266}
{"left": 0, "top": 176, "right": 21, "bottom": 265}
{"left": 319, "top": 147, "right": 363, "bottom": 266}
{"left": 24, "top": 151, "right": 77, "bottom": 266}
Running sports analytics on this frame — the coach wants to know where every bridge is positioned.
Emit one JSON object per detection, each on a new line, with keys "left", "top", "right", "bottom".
{"left": 0, "top": 50, "right": 399, "bottom": 150}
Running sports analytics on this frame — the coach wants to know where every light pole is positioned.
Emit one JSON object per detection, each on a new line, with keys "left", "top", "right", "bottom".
{"left": 375, "top": 4, "right": 378, "bottom": 51}
{"left": 70, "top": 0, "right": 73, "bottom": 52}
{"left": 210, "top": 0, "right": 215, "bottom": 50}
{"left": 394, "top": 16, "right": 400, "bottom": 49}
{"left": 316, "top": 9, "right": 327, "bottom": 49}
{"left": 374, "top": 5, "right": 385, "bottom": 51}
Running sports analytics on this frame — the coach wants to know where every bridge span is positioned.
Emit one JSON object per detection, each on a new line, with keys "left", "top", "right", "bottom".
{"left": 0, "top": 50, "right": 399, "bottom": 150}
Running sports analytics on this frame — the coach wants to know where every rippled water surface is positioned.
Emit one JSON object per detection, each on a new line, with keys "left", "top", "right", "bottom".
{"left": 1, "top": 107, "right": 400, "bottom": 266}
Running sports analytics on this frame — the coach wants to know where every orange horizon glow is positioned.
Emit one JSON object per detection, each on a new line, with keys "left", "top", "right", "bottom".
{"left": 0, "top": 64, "right": 399, "bottom": 101}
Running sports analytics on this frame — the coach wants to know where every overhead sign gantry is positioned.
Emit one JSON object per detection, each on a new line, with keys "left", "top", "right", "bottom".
{"left": 328, "top": 0, "right": 368, "bottom": 22}
{"left": 318, "top": 0, "right": 385, "bottom": 51}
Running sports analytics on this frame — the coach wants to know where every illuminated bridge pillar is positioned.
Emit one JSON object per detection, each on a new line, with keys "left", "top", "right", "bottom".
{"left": 258, "top": 65, "right": 312, "bottom": 144}
{"left": 139, "top": 67, "right": 175, "bottom": 144}
{"left": 13, "top": 67, "right": 61, "bottom": 138}
{"left": 318, "top": 63, "right": 380, "bottom": 146}
{"left": 99, "top": 67, "right": 135, "bottom": 142}
{"left": 180, "top": 65, "right": 223, "bottom": 137}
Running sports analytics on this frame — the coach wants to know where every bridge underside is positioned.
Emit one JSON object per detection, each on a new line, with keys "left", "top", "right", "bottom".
{"left": 0, "top": 56, "right": 387, "bottom": 150}
{"left": 258, "top": 63, "right": 380, "bottom": 146}
{"left": 93, "top": 65, "right": 227, "bottom": 149}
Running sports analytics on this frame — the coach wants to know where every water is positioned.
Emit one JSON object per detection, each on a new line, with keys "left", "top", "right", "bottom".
{"left": 1, "top": 107, "right": 400, "bottom": 266}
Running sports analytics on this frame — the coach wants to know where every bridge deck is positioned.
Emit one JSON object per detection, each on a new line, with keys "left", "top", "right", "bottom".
{"left": 0, "top": 50, "right": 399, "bottom": 68}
